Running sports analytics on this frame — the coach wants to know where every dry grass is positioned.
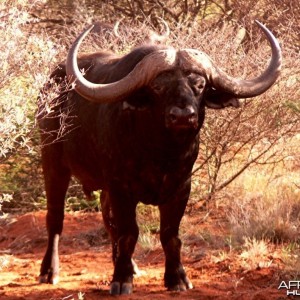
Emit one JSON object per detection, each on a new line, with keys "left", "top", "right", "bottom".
{"left": 136, "top": 204, "right": 161, "bottom": 253}
{"left": 239, "top": 238, "right": 274, "bottom": 270}
{"left": 223, "top": 135, "right": 300, "bottom": 243}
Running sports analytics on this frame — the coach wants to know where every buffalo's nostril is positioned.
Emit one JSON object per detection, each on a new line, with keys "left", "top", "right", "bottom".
{"left": 185, "top": 106, "right": 196, "bottom": 116}
{"left": 169, "top": 114, "right": 177, "bottom": 122}
{"left": 169, "top": 107, "right": 182, "bottom": 121}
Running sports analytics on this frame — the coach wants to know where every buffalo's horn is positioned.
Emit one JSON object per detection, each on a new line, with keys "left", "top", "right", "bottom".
{"left": 147, "top": 18, "right": 170, "bottom": 44}
{"left": 112, "top": 18, "right": 124, "bottom": 38}
{"left": 66, "top": 25, "right": 177, "bottom": 103}
{"left": 182, "top": 20, "right": 282, "bottom": 98}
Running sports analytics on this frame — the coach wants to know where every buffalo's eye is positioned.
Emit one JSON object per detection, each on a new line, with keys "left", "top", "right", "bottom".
{"left": 187, "top": 73, "right": 206, "bottom": 94}
{"left": 152, "top": 84, "right": 165, "bottom": 94}
{"left": 190, "top": 78, "right": 206, "bottom": 95}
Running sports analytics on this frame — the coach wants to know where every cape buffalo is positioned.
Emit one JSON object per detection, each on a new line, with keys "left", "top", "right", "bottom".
{"left": 38, "top": 21, "right": 281, "bottom": 295}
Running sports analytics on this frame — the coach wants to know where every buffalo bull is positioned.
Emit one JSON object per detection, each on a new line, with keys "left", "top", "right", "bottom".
{"left": 38, "top": 21, "right": 281, "bottom": 295}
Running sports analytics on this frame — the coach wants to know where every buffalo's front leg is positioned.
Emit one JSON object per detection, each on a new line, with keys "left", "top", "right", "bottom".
{"left": 106, "top": 189, "right": 139, "bottom": 295}
{"left": 159, "top": 179, "right": 193, "bottom": 291}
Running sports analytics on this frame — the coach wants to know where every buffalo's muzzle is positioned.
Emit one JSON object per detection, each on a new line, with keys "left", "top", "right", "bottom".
{"left": 166, "top": 106, "right": 198, "bottom": 129}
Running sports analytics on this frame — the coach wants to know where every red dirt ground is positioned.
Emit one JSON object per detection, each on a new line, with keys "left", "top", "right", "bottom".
{"left": 0, "top": 211, "right": 289, "bottom": 299}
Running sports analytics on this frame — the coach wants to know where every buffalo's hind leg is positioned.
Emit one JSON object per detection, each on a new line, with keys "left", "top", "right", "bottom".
{"left": 159, "top": 180, "right": 193, "bottom": 291}
{"left": 39, "top": 147, "right": 70, "bottom": 284}
{"left": 101, "top": 191, "right": 143, "bottom": 279}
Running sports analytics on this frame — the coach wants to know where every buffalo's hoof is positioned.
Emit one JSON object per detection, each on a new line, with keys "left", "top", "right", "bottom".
{"left": 110, "top": 282, "right": 133, "bottom": 295}
{"left": 167, "top": 278, "right": 193, "bottom": 292}
{"left": 38, "top": 273, "right": 59, "bottom": 285}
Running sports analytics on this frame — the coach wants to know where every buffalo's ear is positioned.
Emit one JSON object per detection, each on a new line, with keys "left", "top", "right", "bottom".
{"left": 204, "top": 88, "right": 240, "bottom": 109}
